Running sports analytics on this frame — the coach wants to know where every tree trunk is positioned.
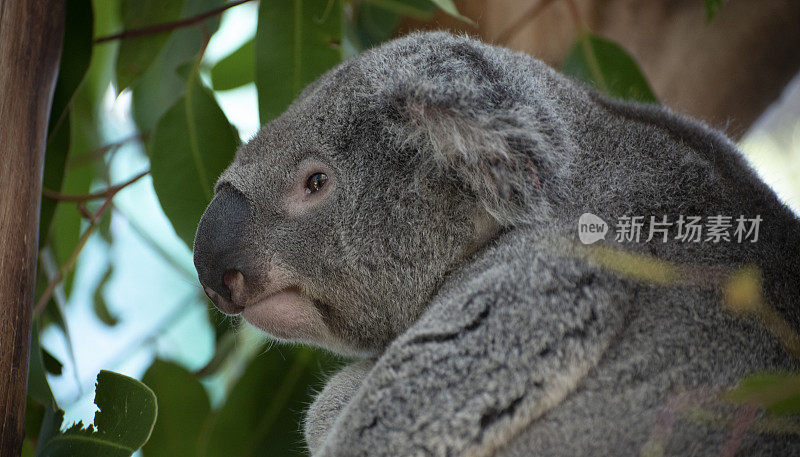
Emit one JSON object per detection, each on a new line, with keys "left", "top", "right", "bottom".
{"left": 0, "top": 1, "right": 65, "bottom": 455}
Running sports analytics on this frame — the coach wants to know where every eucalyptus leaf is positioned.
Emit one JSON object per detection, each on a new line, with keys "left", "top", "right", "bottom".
{"left": 363, "top": 0, "right": 436, "bottom": 20}
{"left": 26, "top": 397, "right": 46, "bottom": 445}
{"left": 40, "top": 116, "right": 71, "bottom": 250}
{"left": 562, "top": 32, "right": 657, "bottom": 104}
{"left": 27, "top": 321, "right": 55, "bottom": 406}
{"left": 49, "top": 0, "right": 94, "bottom": 134}
{"left": 42, "top": 349, "right": 64, "bottom": 377}
{"left": 148, "top": 70, "right": 239, "bottom": 248}
{"left": 141, "top": 360, "right": 211, "bottom": 457}
{"left": 211, "top": 39, "right": 254, "bottom": 91}
{"left": 428, "top": 0, "right": 473, "bottom": 23}
{"left": 727, "top": 372, "right": 800, "bottom": 416}
{"left": 41, "top": 0, "right": 94, "bottom": 247}
{"left": 92, "top": 266, "right": 119, "bottom": 326}
{"left": 36, "top": 371, "right": 158, "bottom": 457}
{"left": 351, "top": 2, "right": 401, "bottom": 50}
{"left": 200, "top": 347, "right": 337, "bottom": 457}
{"left": 131, "top": 0, "right": 226, "bottom": 132}
{"left": 116, "top": 0, "right": 184, "bottom": 90}
{"left": 255, "top": 0, "right": 344, "bottom": 123}
{"left": 704, "top": 0, "right": 724, "bottom": 21}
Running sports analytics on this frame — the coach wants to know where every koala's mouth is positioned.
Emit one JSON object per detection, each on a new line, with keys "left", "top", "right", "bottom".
{"left": 240, "top": 287, "right": 326, "bottom": 340}
{"left": 204, "top": 270, "right": 324, "bottom": 341}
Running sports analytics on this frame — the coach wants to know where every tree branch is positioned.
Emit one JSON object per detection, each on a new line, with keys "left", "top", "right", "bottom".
{"left": 93, "top": 0, "right": 255, "bottom": 44}
{"left": 42, "top": 169, "right": 149, "bottom": 202}
{"left": 34, "top": 170, "right": 149, "bottom": 316}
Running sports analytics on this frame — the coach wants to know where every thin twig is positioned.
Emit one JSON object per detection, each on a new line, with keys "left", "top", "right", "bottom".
{"left": 34, "top": 170, "right": 150, "bottom": 316}
{"left": 496, "top": 0, "right": 558, "bottom": 45}
{"left": 69, "top": 134, "right": 145, "bottom": 168}
{"left": 42, "top": 169, "right": 149, "bottom": 202}
{"left": 93, "top": 0, "right": 255, "bottom": 44}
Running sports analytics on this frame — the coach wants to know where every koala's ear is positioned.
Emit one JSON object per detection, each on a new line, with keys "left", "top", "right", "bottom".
{"left": 386, "top": 82, "right": 566, "bottom": 226}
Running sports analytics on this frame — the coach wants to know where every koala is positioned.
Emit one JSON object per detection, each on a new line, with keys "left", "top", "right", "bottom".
{"left": 193, "top": 31, "right": 800, "bottom": 456}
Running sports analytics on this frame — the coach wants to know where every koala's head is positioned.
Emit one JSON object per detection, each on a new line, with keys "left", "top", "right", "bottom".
{"left": 193, "top": 32, "right": 566, "bottom": 356}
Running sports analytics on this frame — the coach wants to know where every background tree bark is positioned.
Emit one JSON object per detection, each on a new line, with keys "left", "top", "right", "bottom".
{"left": 402, "top": 0, "right": 800, "bottom": 138}
{"left": 0, "top": 1, "right": 65, "bottom": 455}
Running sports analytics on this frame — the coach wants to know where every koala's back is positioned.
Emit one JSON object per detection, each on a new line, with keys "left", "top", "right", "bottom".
{"left": 501, "top": 282, "right": 800, "bottom": 456}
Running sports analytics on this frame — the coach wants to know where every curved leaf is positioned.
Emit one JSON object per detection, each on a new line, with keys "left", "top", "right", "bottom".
{"left": 705, "top": 0, "right": 724, "bottom": 21}
{"left": 141, "top": 360, "right": 211, "bottom": 457}
{"left": 200, "top": 347, "right": 338, "bottom": 457}
{"left": 428, "top": 0, "right": 473, "bottom": 23}
{"left": 255, "top": 0, "right": 344, "bottom": 123}
{"left": 40, "top": 0, "right": 94, "bottom": 247}
{"left": 37, "top": 371, "right": 157, "bottom": 457}
{"left": 350, "top": 2, "right": 401, "bottom": 51}
{"left": 362, "top": 0, "right": 436, "bottom": 20}
{"left": 562, "top": 32, "right": 657, "bottom": 104}
{"left": 211, "top": 39, "right": 254, "bottom": 91}
{"left": 148, "top": 71, "right": 239, "bottom": 248}
{"left": 131, "top": 0, "right": 226, "bottom": 132}
{"left": 727, "top": 372, "right": 800, "bottom": 416}
{"left": 116, "top": 0, "right": 184, "bottom": 90}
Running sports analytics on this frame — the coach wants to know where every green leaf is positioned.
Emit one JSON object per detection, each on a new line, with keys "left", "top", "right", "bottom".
{"left": 211, "top": 39, "right": 255, "bottom": 91}
{"left": 27, "top": 321, "right": 55, "bottom": 406}
{"left": 200, "top": 347, "right": 337, "bottom": 457}
{"left": 40, "top": 116, "right": 71, "bottom": 250}
{"left": 141, "top": 360, "right": 211, "bottom": 457}
{"left": 47, "top": 104, "right": 97, "bottom": 299}
{"left": 40, "top": 0, "right": 94, "bottom": 246}
{"left": 350, "top": 2, "right": 401, "bottom": 51}
{"left": 49, "top": 0, "right": 94, "bottom": 134}
{"left": 42, "top": 349, "right": 64, "bottom": 377}
{"left": 428, "top": 0, "right": 473, "bottom": 23}
{"left": 195, "top": 327, "right": 236, "bottom": 377}
{"left": 131, "top": 0, "right": 226, "bottom": 132}
{"left": 37, "top": 371, "right": 158, "bottom": 457}
{"left": 362, "top": 0, "right": 436, "bottom": 20}
{"left": 704, "top": 0, "right": 724, "bottom": 21}
{"left": 562, "top": 32, "right": 657, "bottom": 104}
{"left": 727, "top": 372, "right": 800, "bottom": 416}
{"left": 148, "top": 70, "right": 239, "bottom": 248}
{"left": 255, "top": 0, "right": 344, "bottom": 123}
{"left": 26, "top": 397, "right": 46, "bottom": 445}
{"left": 92, "top": 266, "right": 119, "bottom": 326}
{"left": 116, "top": 0, "right": 184, "bottom": 90}
{"left": 22, "top": 439, "right": 35, "bottom": 457}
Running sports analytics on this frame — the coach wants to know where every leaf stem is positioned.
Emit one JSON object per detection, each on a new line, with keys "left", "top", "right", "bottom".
{"left": 93, "top": 0, "right": 256, "bottom": 44}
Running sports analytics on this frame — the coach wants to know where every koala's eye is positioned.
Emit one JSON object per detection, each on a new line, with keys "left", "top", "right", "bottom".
{"left": 305, "top": 172, "right": 328, "bottom": 194}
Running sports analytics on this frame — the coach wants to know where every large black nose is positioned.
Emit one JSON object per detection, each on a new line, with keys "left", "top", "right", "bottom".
{"left": 193, "top": 186, "right": 251, "bottom": 303}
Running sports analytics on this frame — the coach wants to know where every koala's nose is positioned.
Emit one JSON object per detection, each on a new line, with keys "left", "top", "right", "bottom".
{"left": 193, "top": 186, "right": 251, "bottom": 307}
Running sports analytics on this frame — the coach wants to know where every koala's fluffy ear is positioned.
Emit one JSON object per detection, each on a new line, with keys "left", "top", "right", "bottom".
{"left": 384, "top": 82, "right": 567, "bottom": 226}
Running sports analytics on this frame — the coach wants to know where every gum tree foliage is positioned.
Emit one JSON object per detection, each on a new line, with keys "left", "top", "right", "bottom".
{"left": 26, "top": 0, "right": 798, "bottom": 455}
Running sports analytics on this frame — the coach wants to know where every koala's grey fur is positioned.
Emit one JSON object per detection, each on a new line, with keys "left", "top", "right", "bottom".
{"left": 210, "top": 32, "right": 800, "bottom": 456}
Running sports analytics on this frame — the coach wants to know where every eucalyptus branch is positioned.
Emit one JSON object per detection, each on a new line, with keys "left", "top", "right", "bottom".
{"left": 69, "top": 134, "right": 145, "bottom": 168}
{"left": 34, "top": 170, "right": 150, "bottom": 316}
{"left": 93, "top": 0, "right": 255, "bottom": 44}
{"left": 42, "top": 169, "right": 149, "bottom": 203}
